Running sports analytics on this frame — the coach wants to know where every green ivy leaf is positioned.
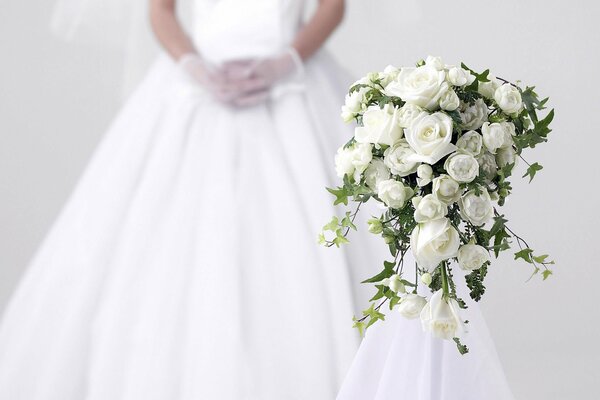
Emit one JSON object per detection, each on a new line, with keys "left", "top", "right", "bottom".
{"left": 514, "top": 248, "right": 534, "bottom": 263}
{"left": 326, "top": 186, "right": 349, "bottom": 205}
{"left": 522, "top": 163, "right": 543, "bottom": 182}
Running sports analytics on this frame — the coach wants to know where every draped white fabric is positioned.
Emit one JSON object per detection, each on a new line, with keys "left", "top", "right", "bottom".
{"left": 337, "top": 266, "right": 515, "bottom": 400}
{"left": 0, "top": 1, "right": 380, "bottom": 398}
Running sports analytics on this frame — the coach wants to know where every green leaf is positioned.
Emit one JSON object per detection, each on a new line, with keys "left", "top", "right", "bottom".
{"left": 352, "top": 316, "right": 366, "bottom": 337}
{"left": 326, "top": 186, "right": 349, "bottom": 206}
{"left": 362, "top": 260, "right": 396, "bottom": 283}
{"left": 542, "top": 269, "right": 553, "bottom": 280}
{"left": 322, "top": 216, "right": 339, "bottom": 232}
{"left": 453, "top": 337, "right": 470, "bottom": 355}
{"left": 522, "top": 162, "right": 543, "bottom": 182}
{"left": 514, "top": 248, "right": 534, "bottom": 263}
{"left": 341, "top": 211, "right": 357, "bottom": 231}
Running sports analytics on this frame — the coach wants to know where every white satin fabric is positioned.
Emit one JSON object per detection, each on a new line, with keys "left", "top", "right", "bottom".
{"left": 0, "top": 1, "right": 381, "bottom": 398}
{"left": 337, "top": 265, "right": 515, "bottom": 400}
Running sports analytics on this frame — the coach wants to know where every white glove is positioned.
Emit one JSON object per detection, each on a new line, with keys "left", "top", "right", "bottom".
{"left": 224, "top": 47, "right": 304, "bottom": 107}
{"left": 178, "top": 53, "right": 266, "bottom": 104}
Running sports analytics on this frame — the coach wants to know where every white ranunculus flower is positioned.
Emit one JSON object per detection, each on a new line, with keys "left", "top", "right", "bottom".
{"left": 457, "top": 244, "right": 490, "bottom": 271}
{"left": 478, "top": 76, "right": 500, "bottom": 99}
{"left": 355, "top": 104, "right": 403, "bottom": 146}
{"left": 377, "top": 179, "right": 414, "bottom": 209}
{"left": 364, "top": 159, "right": 391, "bottom": 191}
{"left": 460, "top": 98, "right": 489, "bottom": 130}
{"left": 459, "top": 188, "right": 494, "bottom": 226}
{"left": 397, "top": 103, "right": 427, "bottom": 128}
{"left": 397, "top": 294, "right": 427, "bottom": 319}
{"left": 341, "top": 87, "right": 369, "bottom": 122}
{"left": 456, "top": 130, "right": 483, "bottom": 156}
{"left": 405, "top": 112, "right": 457, "bottom": 165}
{"left": 410, "top": 218, "right": 460, "bottom": 272}
{"left": 496, "top": 146, "right": 517, "bottom": 168}
{"left": 481, "top": 122, "right": 513, "bottom": 154}
{"left": 439, "top": 89, "right": 460, "bottom": 111}
{"left": 420, "top": 289, "right": 466, "bottom": 340}
{"left": 477, "top": 151, "right": 498, "bottom": 183}
{"left": 382, "top": 274, "right": 406, "bottom": 294}
{"left": 335, "top": 143, "right": 373, "bottom": 180}
{"left": 444, "top": 152, "right": 479, "bottom": 183}
{"left": 383, "top": 140, "right": 419, "bottom": 177}
{"left": 494, "top": 84, "right": 523, "bottom": 115}
{"left": 431, "top": 174, "right": 462, "bottom": 204}
{"left": 385, "top": 66, "right": 448, "bottom": 110}
{"left": 425, "top": 55, "right": 445, "bottom": 71}
{"left": 447, "top": 66, "right": 475, "bottom": 87}
{"left": 412, "top": 194, "right": 448, "bottom": 223}
{"left": 416, "top": 164, "right": 433, "bottom": 187}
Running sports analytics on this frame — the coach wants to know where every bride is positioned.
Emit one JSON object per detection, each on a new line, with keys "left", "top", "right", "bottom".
{"left": 0, "top": 0, "right": 378, "bottom": 398}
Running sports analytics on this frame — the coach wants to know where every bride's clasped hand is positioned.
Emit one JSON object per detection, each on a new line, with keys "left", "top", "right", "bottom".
{"left": 178, "top": 48, "right": 302, "bottom": 107}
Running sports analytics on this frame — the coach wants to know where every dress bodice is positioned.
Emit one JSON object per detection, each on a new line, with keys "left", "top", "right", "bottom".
{"left": 191, "top": 0, "right": 306, "bottom": 64}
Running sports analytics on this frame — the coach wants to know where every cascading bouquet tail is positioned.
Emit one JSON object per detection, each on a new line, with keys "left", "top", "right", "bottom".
{"left": 318, "top": 56, "right": 555, "bottom": 354}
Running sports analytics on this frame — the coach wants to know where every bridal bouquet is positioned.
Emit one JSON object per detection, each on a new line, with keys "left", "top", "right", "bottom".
{"left": 319, "top": 56, "right": 554, "bottom": 354}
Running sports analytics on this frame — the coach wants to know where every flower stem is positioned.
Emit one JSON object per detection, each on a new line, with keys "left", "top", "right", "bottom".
{"left": 440, "top": 261, "right": 450, "bottom": 298}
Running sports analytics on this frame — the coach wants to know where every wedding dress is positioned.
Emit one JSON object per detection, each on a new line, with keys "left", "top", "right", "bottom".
{"left": 0, "top": 1, "right": 380, "bottom": 398}
{"left": 336, "top": 265, "right": 516, "bottom": 400}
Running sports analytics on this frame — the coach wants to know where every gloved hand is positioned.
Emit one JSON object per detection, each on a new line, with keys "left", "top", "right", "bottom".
{"left": 178, "top": 53, "right": 266, "bottom": 105}
{"left": 224, "top": 47, "right": 304, "bottom": 107}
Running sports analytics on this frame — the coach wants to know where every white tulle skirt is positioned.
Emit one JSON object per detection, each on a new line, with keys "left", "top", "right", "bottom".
{"left": 336, "top": 266, "right": 515, "bottom": 400}
{"left": 0, "top": 51, "right": 380, "bottom": 400}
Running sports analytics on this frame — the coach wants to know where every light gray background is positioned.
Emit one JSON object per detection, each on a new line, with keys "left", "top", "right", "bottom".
{"left": 1, "top": 0, "right": 599, "bottom": 399}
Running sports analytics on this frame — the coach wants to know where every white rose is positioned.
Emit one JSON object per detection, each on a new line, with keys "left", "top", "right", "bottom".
{"left": 385, "top": 66, "right": 448, "bottom": 110}
{"left": 496, "top": 146, "right": 517, "bottom": 168}
{"left": 410, "top": 218, "right": 460, "bottom": 271}
{"left": 456, "top": 130, "right": 483, "bottom": 156}
{"left": 481, "top": 122, "right": 512, "bottom": 154}
{"left": 383, "top": 140, "right": 419, "bottom": 177}
{"left": 494, "top": 84, "right": 523, "bottom": 115}
{"left": 439, "top": 89, "right": 460, "bottom": 111}
{"left": 405, "top": 112, "right": 457, "bottom": 164}
{"left": 447, "top": 66, "right": 475, "bottom": 87}
{"left": 412, "top": 194, "right": 448, "bottom": 223}
{"left": 457, "top": 244, "right": 490, "bottom": 271}
{"left": 380, "top": 65, "right": 400, "bottom": 87}
{"left": 335, "top": 143, "right": 373, "bottom": 180}
{"left": 351, "top": 143, "right": 374, "bottom": 181}
{"left": 460, "top": 99, "right": 489, "bottom": 130}
{"left": 377, "top": 179, "right": 414, "bottom": 209}
{"left": 444, "top": 152, "right": 479, "bottom": 183}
{"left": 382, "top": 274, "right": 406, "bottom": 294}
{"left": 355, "top": 104, "right": 403, "bottom": 146}
{"left": 458, "top": 188, "right": 494, "bottom": 226}
{"left": 397, "top": 103, "right": 427, "bottom": 128}
{"left": 425, "top": 55, "right": 445, "bottom": 71}
{"left": 334, "top": 146, "right": 355, "bottom": 178}
{"left": 364, "top": 159, "right": 391, "bottom": 190}
{"left": 341, "top": 87, "right": 369, "bottom": 122}
{"left": 478, "top": 76, "right": 500, "bottom": 99}
{"left": 416, "top": 164, "right": 433, "bottom": 187}
{"left": 477, "top": 151, "right": 498, "bottom": 183}
{"left": 397, "top": 294, "right": 427, "bottom": 319}
{"left": 420, "top": 289, "right": 466, "bottom": 340}
{"left": 431, "top": 174, "right": 462, "bottom": 204}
